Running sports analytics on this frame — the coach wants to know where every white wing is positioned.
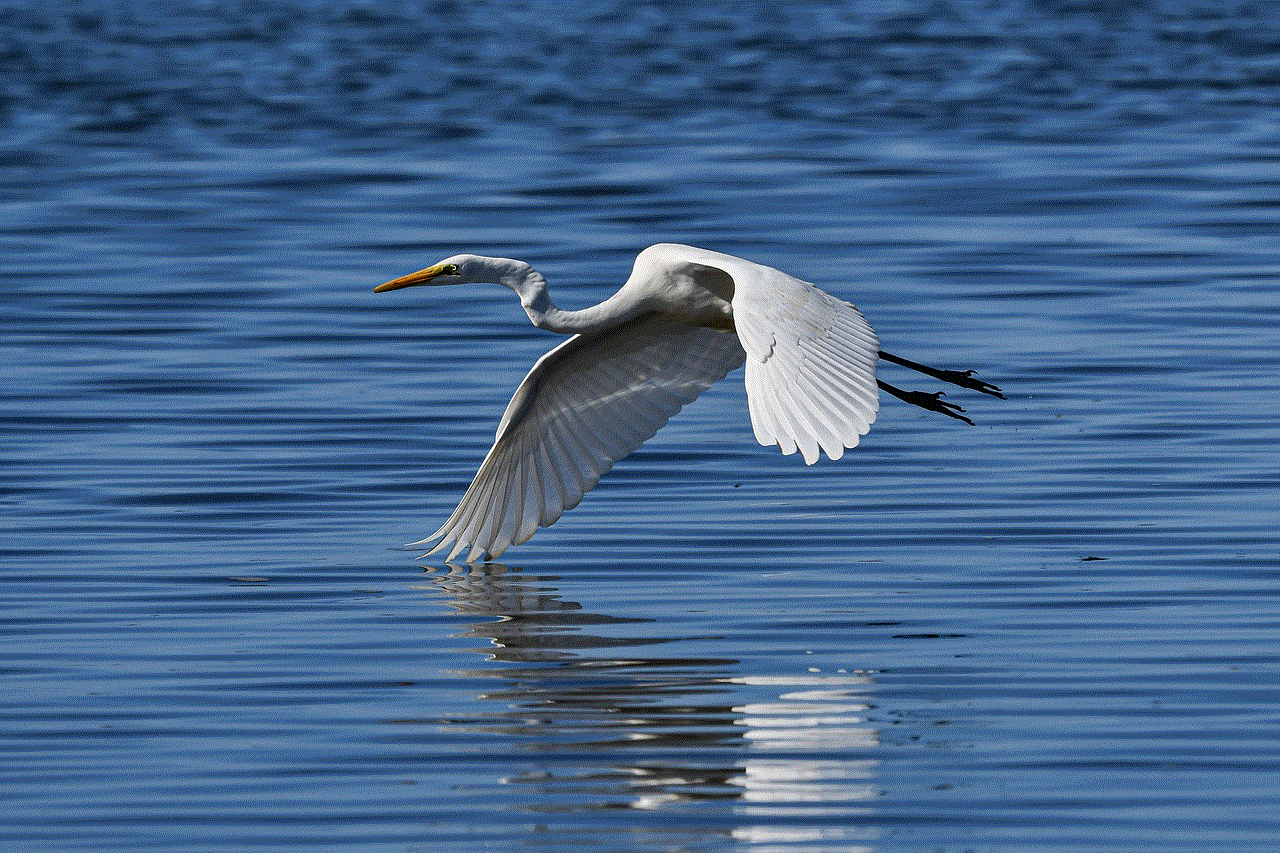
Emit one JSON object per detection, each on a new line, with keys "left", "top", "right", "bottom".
{"left": 413, "top": 313, "right": 746, "bottom": 562}
{"left": 654, "top": 245, "right": 880, "bottom": 464}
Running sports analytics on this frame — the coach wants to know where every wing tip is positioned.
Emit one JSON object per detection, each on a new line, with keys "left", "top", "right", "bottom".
{"left": 401, "top": 533, "right": 503, "bottom": 564}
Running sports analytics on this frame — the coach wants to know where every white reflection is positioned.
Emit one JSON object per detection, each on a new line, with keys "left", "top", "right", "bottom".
{"left": 728, "top": 673, "right": 881, "bottom": 848}
{"left": 730, "top": 825, "right": 879, "bottom": 853}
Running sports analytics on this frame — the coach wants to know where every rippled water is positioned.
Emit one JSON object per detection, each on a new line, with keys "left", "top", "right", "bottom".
{"left": 4, "top": 2, "right": 1280, "bottom": 851}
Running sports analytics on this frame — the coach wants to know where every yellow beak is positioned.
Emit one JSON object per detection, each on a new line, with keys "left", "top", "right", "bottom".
{"left": 374, "top": 262, "right": 452, "bottom": 293}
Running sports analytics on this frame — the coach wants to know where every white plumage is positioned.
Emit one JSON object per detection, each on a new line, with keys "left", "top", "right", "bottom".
{"left": 374, "top": 243, "right": 1000, "bottom": 561}
{"left": 418, "top": 314, "right": 746, "bottom": 562}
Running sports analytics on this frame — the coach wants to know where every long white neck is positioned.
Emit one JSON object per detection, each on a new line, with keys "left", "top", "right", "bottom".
{"left": 500, "top": 264, "right": 643, "bottom": 335}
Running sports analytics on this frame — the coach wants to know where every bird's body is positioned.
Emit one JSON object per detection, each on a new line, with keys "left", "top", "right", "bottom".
{"left": 375, "top": 244, "right": 1001, "bottom": 562}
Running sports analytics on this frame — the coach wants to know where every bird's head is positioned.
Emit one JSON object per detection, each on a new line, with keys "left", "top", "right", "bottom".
{"left": 374, "top": 254, "right": 537, "bottom": 293}
{"left": 373, "top": 255, "right": 474, "bottom": 292}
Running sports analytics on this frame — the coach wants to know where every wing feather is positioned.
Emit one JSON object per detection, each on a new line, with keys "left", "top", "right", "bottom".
{"left": 413, "top": 313, "right": 746, "bottom": 561}
{"left": 406, "top": 244, "right": 881, "bottom": 561}
{"left": 739, "top": 264, "right": 878, "bottom": 463}
{"left": 653, "top": 245, "right": 880, "bottom": 464}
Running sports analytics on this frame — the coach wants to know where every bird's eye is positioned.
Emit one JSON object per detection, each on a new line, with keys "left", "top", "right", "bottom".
{"left": 444, "top": 264, "right": 459, "bottom": 275}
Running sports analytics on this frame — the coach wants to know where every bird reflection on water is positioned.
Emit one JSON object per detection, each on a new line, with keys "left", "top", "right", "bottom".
{"left": 417, "top": 563, "right": 883, "bottom": 846}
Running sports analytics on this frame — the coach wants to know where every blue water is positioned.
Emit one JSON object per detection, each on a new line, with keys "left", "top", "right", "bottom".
{"left": 4, "top": 2, "right": 1280, "bottom": 850}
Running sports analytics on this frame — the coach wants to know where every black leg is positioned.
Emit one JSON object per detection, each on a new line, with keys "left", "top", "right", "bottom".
{"left": 878, "top": 350, "right": 1005, "bottom": 398}
{"left": 877, "top": 380, "right": 975, "bottom": 425}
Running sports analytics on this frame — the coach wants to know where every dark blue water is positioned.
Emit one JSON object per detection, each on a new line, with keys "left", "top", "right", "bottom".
{"left": 4, "top": 2, "right": 1280, "bottom": 851}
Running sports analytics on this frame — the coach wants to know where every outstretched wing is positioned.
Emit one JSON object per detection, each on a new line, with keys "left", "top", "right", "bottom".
{"left": 655, "top": 245, "right": 880, "bottom": 464}
{"left": 413, "top": 313, "right": 746, "bottom": 562}
{"left": 734, "top": 265, "right": 879, "bottom": 463}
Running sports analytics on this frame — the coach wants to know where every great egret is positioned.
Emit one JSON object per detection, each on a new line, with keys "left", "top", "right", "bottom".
{"left": 375, "top": 244, "right": 1002, "bottom": 562}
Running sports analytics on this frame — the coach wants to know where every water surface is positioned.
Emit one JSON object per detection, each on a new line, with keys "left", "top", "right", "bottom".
{"left": 3, "top": 2, "right": 1280, "bottom": 851}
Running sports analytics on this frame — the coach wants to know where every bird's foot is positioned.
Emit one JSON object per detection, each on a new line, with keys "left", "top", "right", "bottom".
{"left": 877, "top": 380, "right": 975, "bottom": 425}
{"left": 877, "top": 350, "right": 1005, "bottom": 398}
{"left": 933, "top": 368, "right": 1005, "bottom": 399}
{"left": 904, "top": 390, "right": 974, "bottom": 425}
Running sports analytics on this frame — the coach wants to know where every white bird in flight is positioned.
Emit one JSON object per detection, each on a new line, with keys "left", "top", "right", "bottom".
{"left": 375, "top": 244, "right": 1002, "bottom": 562}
